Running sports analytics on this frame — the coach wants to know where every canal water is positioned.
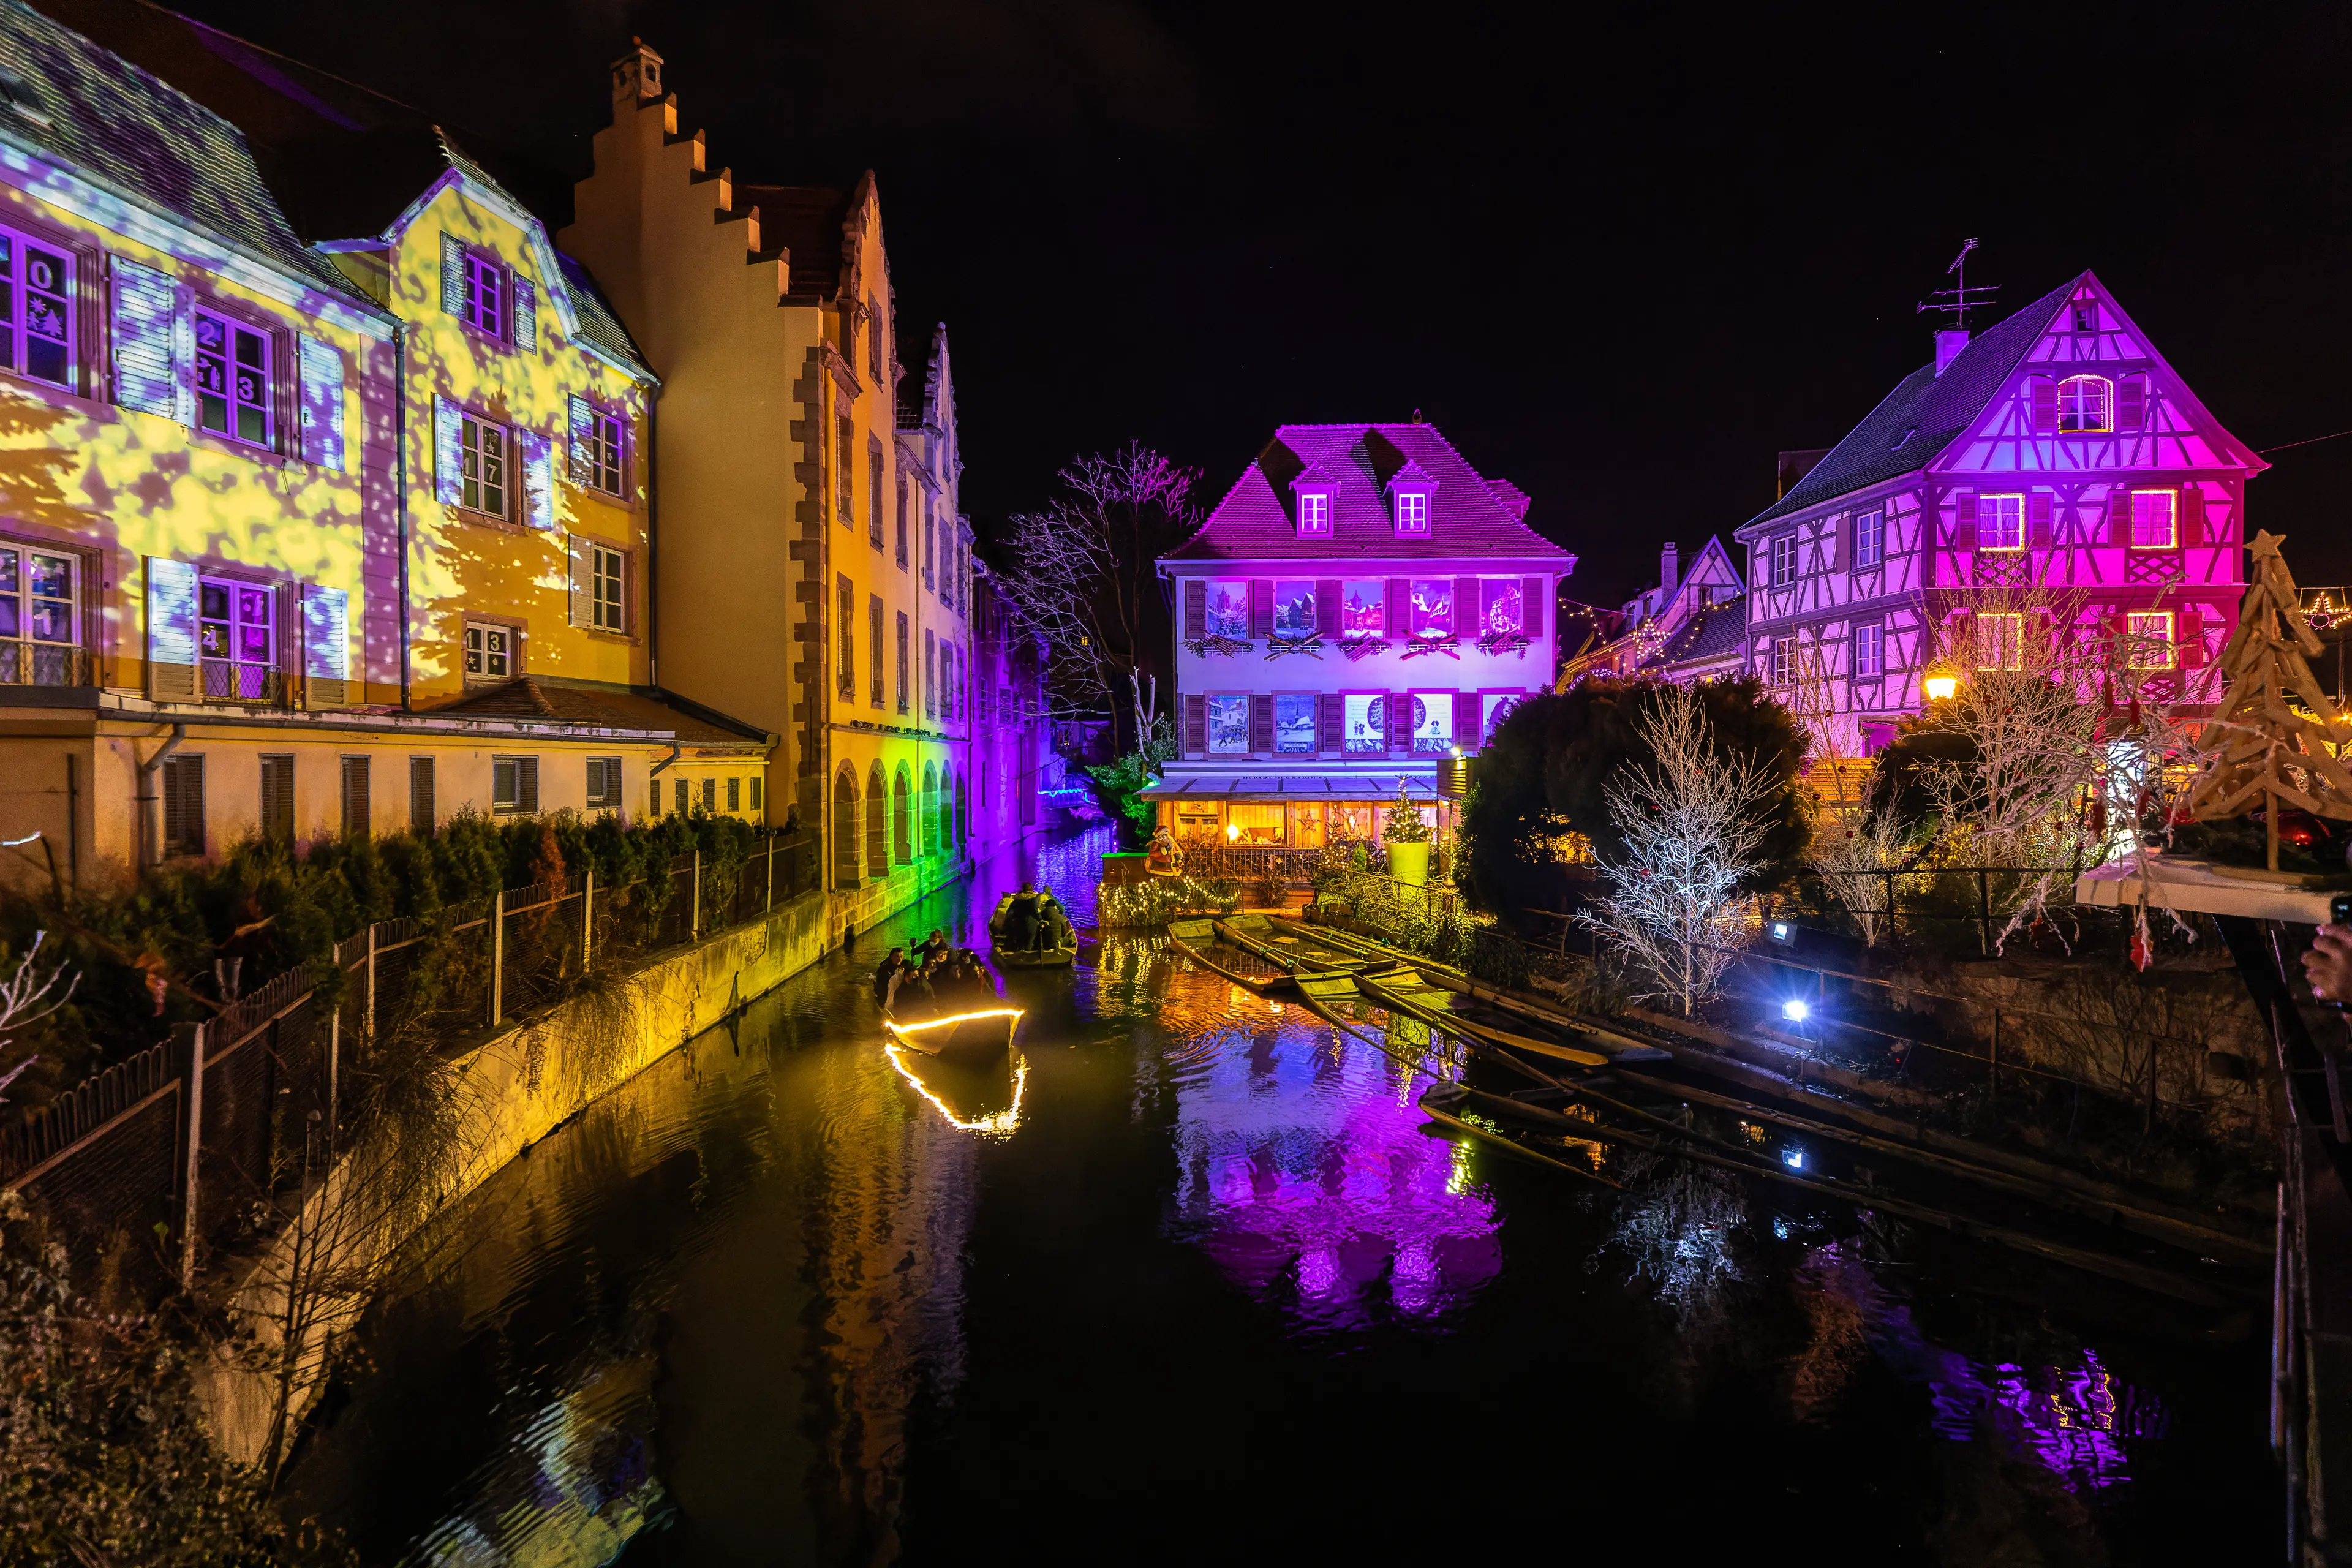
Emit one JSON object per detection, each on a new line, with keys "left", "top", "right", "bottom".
{"left": 289, "top": 825, "right": 2275, "bottom": 1566}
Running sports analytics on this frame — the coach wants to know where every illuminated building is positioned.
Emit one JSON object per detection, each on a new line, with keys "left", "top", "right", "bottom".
{"left": 1145, "top": 420, "right": 1576, "bottom": 851}
{"left": 1558, "top": 535, "right": 1746, "bottom": 688}
{"left": 1733, "top": 276, "right": 2260, "bottom": 758}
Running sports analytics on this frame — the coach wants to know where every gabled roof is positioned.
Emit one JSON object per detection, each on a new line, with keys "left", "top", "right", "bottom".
{"left": 1743, "top": 276, "right": 2081, "bottom": 530}
{"left": 1163, "top": 421, "right": 1573, "bottom": 563}
{"left": 0, "top": 0, "right": 377, "bottom": 309}
{"left": 1642, "top": 595, "right": 1748, "bottom": 670}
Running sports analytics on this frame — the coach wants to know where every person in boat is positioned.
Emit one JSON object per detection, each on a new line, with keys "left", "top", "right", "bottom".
{"left": 1003, "top": 884, "right": 1041, "bottom": 952}
{"left": 917, "top": 929, "right": 951, "bottom": 965}
{"left": 887, "top": 956, "right": 938, "bottom": 1016}
{"left": 872, "top": 947, "right": 908, "bottom": 1009}
{"left": 1035, "top": 891, "right": 1071, "bottom": 951}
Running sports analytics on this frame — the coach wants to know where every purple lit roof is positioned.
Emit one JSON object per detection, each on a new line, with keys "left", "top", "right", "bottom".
{"left": 1163, "top": 421, "right": 1572, "bottom": 564}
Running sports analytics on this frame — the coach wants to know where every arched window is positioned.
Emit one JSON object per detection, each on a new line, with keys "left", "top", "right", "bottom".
{"left": 865, "top": 762, "right": 886, "bottom": 877}
{"left": 2057, "top": 375, "right": 2111, "bottom": 434}
{"left": 831, "top": 767, "right": 859, "bottom": 889}
{"left": 955, "top": 775, "right": 968, "bottom": 847}
{"left": 893, "top": 765, "right": 912, "bottom": 864}
{"left": 922, "top": 763, "right": 939, "bottom": 856}
{"left": 937, "top": 765, "right": 956, "bottom": 856}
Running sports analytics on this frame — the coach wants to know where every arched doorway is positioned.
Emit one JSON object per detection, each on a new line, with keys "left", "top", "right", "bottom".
{"left": 892, "top": 765, "right": 912, "bottom": 864}
{"left": 831, "top": 767, "right": 858, "bottom": 888}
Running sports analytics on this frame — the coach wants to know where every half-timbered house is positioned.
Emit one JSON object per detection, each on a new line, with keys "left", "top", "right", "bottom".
{"left": 1733, "top": 273, "right": 2261, "bottom": 758}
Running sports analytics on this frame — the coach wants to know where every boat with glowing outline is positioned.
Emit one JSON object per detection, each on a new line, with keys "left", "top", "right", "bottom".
{"left": 881, "top": 1002, "right": 1023, "bottom": 1061}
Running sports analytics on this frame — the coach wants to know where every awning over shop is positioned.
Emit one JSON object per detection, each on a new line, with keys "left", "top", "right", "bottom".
{"left": 1137, "top": 774, "right": 1441, "bottom": 802}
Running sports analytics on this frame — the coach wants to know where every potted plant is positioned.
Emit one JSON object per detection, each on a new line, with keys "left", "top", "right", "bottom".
{"left": 1384, "top": 788, "right": 1432, "bottom": 887}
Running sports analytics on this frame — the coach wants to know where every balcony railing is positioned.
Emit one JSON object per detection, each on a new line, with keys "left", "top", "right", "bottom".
{"left": 0, "top": 641, "right": 91, "bottom": 687}
{"left": 201, "top": 660, "right": 287, "bottom": 705}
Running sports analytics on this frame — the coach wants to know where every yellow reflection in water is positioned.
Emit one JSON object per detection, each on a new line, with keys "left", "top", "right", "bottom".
{"left": 885, "top": 1043, "right": 1030, "bottom": 1137}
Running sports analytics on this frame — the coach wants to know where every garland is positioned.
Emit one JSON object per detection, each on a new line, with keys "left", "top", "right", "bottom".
{"left": 1338, "top": 637, "right": 1390, "bottom": 662}
{"left": 1400, "top": 636, "right": 1461, "bottom": 661}
{"left": 1183, "top": 634, "right": 1256, "bottom": 657}
{"left": 1264, "top": 639, "right": 1324, "bottom": 661}
{"left": 1475, "top": 630, "right": 1531, "bottom": 657}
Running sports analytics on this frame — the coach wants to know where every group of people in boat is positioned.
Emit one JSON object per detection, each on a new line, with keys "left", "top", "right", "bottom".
{"left": 995, "top": 883, "right": 1076, "bottom": 954}
{"left": 872, "top": 929, "right": 999, "bottom": 1015}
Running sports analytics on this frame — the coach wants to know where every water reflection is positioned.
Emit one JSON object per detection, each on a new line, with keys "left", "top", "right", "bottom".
{"left": 884, "top": 1043, "right": 1028, "bottom": 1136}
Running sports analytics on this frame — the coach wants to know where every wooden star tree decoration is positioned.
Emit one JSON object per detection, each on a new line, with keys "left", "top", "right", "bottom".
{"left": 2183, "top": 530, "right": 2352, "bottom": 869}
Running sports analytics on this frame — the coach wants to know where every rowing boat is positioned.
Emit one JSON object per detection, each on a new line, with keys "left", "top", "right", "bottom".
{"left": 882, "top": 1004, "right": 1023, "bottom": 1061}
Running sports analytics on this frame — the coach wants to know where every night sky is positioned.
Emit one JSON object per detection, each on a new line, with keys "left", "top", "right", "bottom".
{"left": 145, "top": 0, "right": 2352, "bottom": 605}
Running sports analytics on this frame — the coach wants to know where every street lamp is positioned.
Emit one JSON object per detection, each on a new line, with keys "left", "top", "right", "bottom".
{"left": 1923, "top": 661, "right": 1959, "bottom": 703}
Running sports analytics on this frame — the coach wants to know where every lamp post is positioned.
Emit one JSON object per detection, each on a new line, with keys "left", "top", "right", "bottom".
{"left": 1923, "top": 660, "right": 1959, "bottom": 704}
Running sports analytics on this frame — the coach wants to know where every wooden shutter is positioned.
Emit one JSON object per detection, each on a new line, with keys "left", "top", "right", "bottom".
{"left": 1387, "top": 579, "right": 1408, "bottom": 637}
{"left": 1458, "top": 691, "right": 1480, "bottom": 751}
{"left": 1953, "top": 493, "right": 1977, "bottom": 551}
{"left": 2179, "top": 608, "right": 2206, "bottom": 669}
{"left": 1315, "top": 579, "right": 1340, "bottom": 640}
{"left": 260, "top": 754, "right": 293, "bottom": 843}
{"left": 512, "top": 274, "right": 537, "bottom": 351}
{"left": 434, "top": 397, "right": 464, "bottom": 506}
{"left": 1316, "top": 693, "right": 1343, "bottom": 754}
{"left": 341, "top": 755, "right": 370, "bottom": 838}
{"left": 567, "top": 394, "right": 595, "bottom": 484}
{"left": 1183, "top": 693, "right": 1207, "bottom": 756}
{"left": 301, "top": 584, "right": 349, "bottom": 707}
{"left": 1829, "top": 515, "right": 1849, "bottom": 573}
{"left": 567, "top": 535, "right": 591, "bottom": 626}
{"left": 2030, "top": 377, "right": 2057, "bottom": 434}
{"left": 1453, "top": 577, "right": 1477, "bottom": 637}
{"left": 2027, "top": 493, "right": 2053, "bottom": 549}
{"left": 440, "top": 233, "right": 466, "bottom": 315}
{"left": 163, "top": 755, "right": 204, "bottom": 859}
{"left": 2106, "top": 488, "right": 2132, "bottom": 546}
{"left": 1183, "top": 579, "right": 1205, "bottom": 638}
{"left": 296, "top": 334, "right": 345, "bottom": 470}
{"left": 110, "top": 255, "right": 179, "bottom": 418}
{"left": 2181, "top": 486, "right": 2206, "bottom": 546}
{"left": 518, "top": 756, "right": 540, "bottom": 815}
{"left": 1391, "top": 690, "right": 1412, "bottom": 753}
{"left": 2117, "top": 375, "right": 2147, "bottom": 432}
{"left": 409, "top": 756, "right": 435, "bottom": 833}
{"left": 145, "top": 556, "right": 198, "bottom": 700}
{"left": 1249, "top": 579, "right": 1273, "bottom": 640}
{"left": 1520, "top": 576, "right": 1544, "bottom": 637}
{"left": 1249, "top": 693, "right": 1274, "bottom": 753}
{"left": 520, "top": 429, "right": 555, "bottom": 529}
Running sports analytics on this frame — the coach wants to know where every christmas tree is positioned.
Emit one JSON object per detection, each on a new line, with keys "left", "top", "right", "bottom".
{"left": 2183, "top": 530, "right": 2352, "bottom": 870}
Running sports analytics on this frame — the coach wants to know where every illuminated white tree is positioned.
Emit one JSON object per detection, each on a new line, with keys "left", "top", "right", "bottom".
{"left": 0, "top": 930, "right": 77, "bottom": 1104}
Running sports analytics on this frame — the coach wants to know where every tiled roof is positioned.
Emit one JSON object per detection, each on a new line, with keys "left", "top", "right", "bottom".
{"left": 1641, "top": 596, "right": 1748, "bottom": 670}
{"left": 1742, "top": 276, "right": 2081, "bottom": 530}
{"left": 1164, "top": 421, "right": 1573, "bottom": 563}
{"left": 0, "top": 0, "right": 380, "bottom": 309}
{"left": 555, "top": 252, "right": 649, "bottom": 377}
{"left": 428, "top": 679, "right": 769, "bottom": 748}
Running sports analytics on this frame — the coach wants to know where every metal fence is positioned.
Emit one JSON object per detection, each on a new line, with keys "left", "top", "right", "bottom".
{"left": 0, "top": 831, "right": 820, "bottom": 1292}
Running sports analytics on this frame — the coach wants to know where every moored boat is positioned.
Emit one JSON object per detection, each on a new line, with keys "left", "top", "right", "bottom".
{"left": 988, "top": 891, "right": 1079, "bottom": 968}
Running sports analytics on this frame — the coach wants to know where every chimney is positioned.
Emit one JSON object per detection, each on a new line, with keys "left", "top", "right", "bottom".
{"left": 1659, "top": 541, "right": 1679, "bottom": 595}
{"left": 1934, "top": 328, "right": 1969, "bottom": 376}
{"left": 611, "top": 37, "right": 665, "bottom": 107}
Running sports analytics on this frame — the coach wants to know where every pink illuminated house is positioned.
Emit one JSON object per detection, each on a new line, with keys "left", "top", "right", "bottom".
{"left": 1732, "top": 273, "right": 2262, "bottom": 756}
{"left": 1147, "top": 421, "right": 1575, "bottom": 848}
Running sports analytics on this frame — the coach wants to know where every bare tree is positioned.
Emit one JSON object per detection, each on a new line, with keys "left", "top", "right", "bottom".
{"left": 1784, "top": 642, "right": 1907, "bottom": 946}
{"left": 0, "top": 931, "right": 77, "bottom": 1104}
{"left": 1580, "top": 685, "right": 1777, "bottom": 1015}
{"left": 995, "top": 443, "right": 1203, "bottom": 745}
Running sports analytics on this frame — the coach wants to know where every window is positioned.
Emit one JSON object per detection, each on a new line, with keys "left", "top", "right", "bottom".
{"left": 726, "top": 776, "right": 741, "bottom": 812}
{"left": 895, "top": 477, "right": 909, "bottom": 568}
{"left": 869, "top": 596, "right": 884, "bottom": 707}
{"left": 463, "top": 252, "right": 503, "bottom": 337}
{"left": 464, "top": 622, "right": 514, "bottom": 682}
{"left": 837, "top": 417, "right": 856, "bottom": 524}
{"left": 2126, "top": 611, "right": 2176, "bottom": 669}
{"left": 0, "top": 228, "right": 74, "bottom": 390}
{"left": 1479, "top": 579, "right": 1525, "bottom": 637}
{"left": 260, "top": 754, "right": 293, "bottom": 843}
{"left": 2058, "top": 375, "right": 2111, "bottom": 433}
{"left": 194, "top": 309, "right": 271, "bottom": 447}
{"left": 923, "top": 498, "right": 936, "bottom": 589}
{"left": 1206, "top": 693, "right": 1250, "bottom": 755}
{"left": 870, "top": 450, "right": 885, "bottom": 550}
{"left": 583, "top": 407, "right": 623, "bottom": 494}
{"left": 1340, "top": 581, "right": 1384, "bottom": 639}
{"left": 2132, "top": 490, "right": 2177, "bottom": 549}
{"left": 838, "top": 576, "right": 855, "bottom": 698}
{"left": 410, "top": 756, "right": 435, "bottom": 832}
{"left": 674, "top": 776, "right": 688, "bottom": 816}
{"left": 1482, "top": 691, "right": 1525, "bottom": 737}
{"left": 1979, "top": 613, "right": 2024, "bottom": 670}
{"left": 867, "top": 297, "right": 884, "bottom": 381}
{"left": 750, "top": 776, "right": 764, "bottom": 813}
{"left": 491, "top": 755, "right": 538, "bottom": 815}
{"left": 1271, "top": 581, "right": 1316, "bottom": 642}
{"left": 462, "top": 413, "right": 508, "bottom": 517}
{"left": 586, "top": 756, "right": 622, "bottom": 811}
{"left": 2071, "top": 302, "right": 2096, "bottom": 333}
{"left": 1771, "top": 636, "right": 1796, "bottom": 686}
{"left": 925, "top": 630, "right": 937, "bottom": 717}
{"left": 701, "top": 777, "right": 716, "bottom": 814}
{"left": 1980, "top": 494, "right": 2026, "bottom": 551}
{"left": 161, "top": 753, "right": 204, "bottom": 859}
{"left": 592, "top": 546, "right": 625, "bottom": 631}
{"left": 895, "top": 609, "right": 909, "bottom": 713}
{"left": 199, "top": 577, "right": 276, "bottom": 699}
{"left": 1771, "top": 535, "right": 1797, "bottom": 587}
{"left": 1202, "top": 581, "right": 1250, "bottom": 639}
{"left": 1409, "top": 693, "right": 1453, "bottom": 755}
{"left": 1853, "top": 622, "right": 1884, "bottom": 678}
{"left": 1853, "top": 509, "right": 1883, "bottom": 570}
{"left": 0, "top": 544, "right": 76, "bottom": 684}
{"left": 1343, "top": 693, "right": 1387, "bottom": 755}
{"left": 1407, "top": 580, "right": 1453, "bottom": 639}
{"left": 1275, "top": 693, "right": 1316, "bottom": 754}
{"left": 1394, "top": 491, "right": 1430, "bottom": 534}
{"left": 341, "top": 756, "right": 369, "bottom": 838}
{"left": 1298, "top": 490, "right": 1332, "bottom": 536}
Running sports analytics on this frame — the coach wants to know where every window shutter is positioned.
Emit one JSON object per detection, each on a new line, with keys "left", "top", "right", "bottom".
{"left": 1391, "top": 690, "right": 1412, "bottom": 753}
{"left": 518, "top": 755, "right": 539, "bottom": 815}
{"left": 440, "top": 233, "right": 466, "bottom": 315}
{"left": 1387, "top": 578, "right": 1408, "bottom": 636}
{"left": 1459, "top": 692, "right": 1482, "bottom": 751}
{"left": 301, "top": 584, "right": 350, "bottom": 707}
{"left": 409, "top": 756, "right": 435, "bottom": 833}
{"left": 2118, "top": 376, "right": 2147, "bottom": 433}
{"left": 434, "top": 397, "right": 464, "bottom": 506}
{"left": 1182, "top": 693, "right": 1207, "bottom": 756}
{"left": 567, "top": 534, "right": 591, "bottom": 625}
{"left": 2027, "top": 493, "right": 2052, "bottom": 549}
{"left": 1954, "top": 492, "right": 1977, "bottom": 551}
{"left": 163, "top": 755, "right": 205, "bottom": 858}
{"left": 1314, "top": 579, "right": 1340, "bottom": 640}
{"left": 567, "top": 394, "right": 595, "bottom": 484}
{"left": 2106, "top": 488, "right": 2132, "bottom": 546}
{"left": 341, "top": 756, "right": 370, "bottom": 837}
{"left": 1248, "top": 579, "right": 1273, "bottom": 640}
{"left": 145, "top": 556, "right": 198, "bottom": 700}
{"left": 1183, "top": 579, "right": 1205, "bottom": 638}
{"left": 1520, "top": 576, "right": 1544, "bottom": 638}
{"left": 259, "top": 755, "right": 293, "bottom": 843}
{"left": 521, "top": 429, "right": 555, "bottom": 529}
{"left": 2181, "top": 486, "right": 2206, "bottom": 546}
{"left": 2030, "top": 377, "right": 2057, "bottom": 434}
{"left": 512, "top": 274, "right": 537, "bottom": 351}
{"left": 2179, "top": 608, "right": 2206, "bottom": 669}
{"left": 110, "top": 255, "right": 179, "bottom": 418}
{"left": 1249, "top": 693, "right": 1274, "bottom": 753}
{"left": 1829, "top": 516, "right": 1849, "bottom": 573}
{"left": 1316, "top": 692, "right": 1343, "bottom": 754}
{"left": 296, "top": 334, "right": 345, "bottom": 469}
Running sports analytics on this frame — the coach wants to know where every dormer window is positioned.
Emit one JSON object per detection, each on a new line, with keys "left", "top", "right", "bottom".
{"left": 1385, "top": 459, "right": 1436, "bottom": 537}
{"left": 2071, "top": 302, "right": 2096, "bottom": 333}
{"left": 1296, "top": 487, "right": 1333, "bottom": 537}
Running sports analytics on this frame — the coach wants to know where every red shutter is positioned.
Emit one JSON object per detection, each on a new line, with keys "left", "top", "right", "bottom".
{"left": 1520, "top": 576, "right": 1544, "bottom": 637}
{"left": 1391, "top": 690, "right": 1412, "bottom": 753}
{"left": 1316, "top": 692, "right": 1343, "bottom": 753}
{"left": 2179, "top": 608, "right": 2206, "bottom": 669}
{"left": 1314, "top": 579, "right": 1341, "bottom": 640}
{"left": 1182, "top": 693, "right": 1207, "bottom": 755}
{"left": 2107, "top": 489, "right": 2132, "bottom": 546}
{"left": 1183, "top": 579, "right": 1206, "bottom": 638}
{"left": 1248, "top": 579, "right": 1273, "bottom": 640}
{"left": 1945, "top": 609, "right": 1972, "bottom": 664}
{"left": 1954, "top": 492, "right": 1978, "bottom": 551}
{"left": 2027, "top": 492, "right": 2052, "bottom": 549}
{"left": 1453, "top": 576, "right": 1478, "bottom": 638}
{"left": 2030, "top": 377, "right": 2058, "bottom": 434}
{"left": 2181, "top": 486, "right": 2206, "bottom": 546}
{"left": 1249, "top": 693, "right": 1274, "bottom": 754}
{"left": 1386, "top": 578, "right": 1408, "bottom": 638}
{"left": 2117, "top": 375, "right": 2147, "bottom": 432}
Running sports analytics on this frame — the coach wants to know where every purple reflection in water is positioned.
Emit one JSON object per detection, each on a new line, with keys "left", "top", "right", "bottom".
{"left": 1170, "top": 1018, "right": 1499, "bottom": 1327}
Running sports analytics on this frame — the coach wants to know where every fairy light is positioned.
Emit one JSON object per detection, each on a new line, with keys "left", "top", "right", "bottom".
{"left": 884, "top": 1042, "right": 1030, "bottom": 1136}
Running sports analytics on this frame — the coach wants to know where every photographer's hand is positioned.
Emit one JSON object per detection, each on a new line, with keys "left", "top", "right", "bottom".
{"left": 2302, "top": 924, "right": 2352, "bottom": 1004}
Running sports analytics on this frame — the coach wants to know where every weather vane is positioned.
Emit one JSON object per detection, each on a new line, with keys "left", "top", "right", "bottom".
{"left": 1917, "top": 238, "right": 2000, "bottom": 332}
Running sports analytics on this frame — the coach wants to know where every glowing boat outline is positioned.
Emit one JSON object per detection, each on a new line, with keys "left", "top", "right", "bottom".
{"left": 884, "top": 1042, "right": 1030, "bottom": 1136}
{"left": 879, "top": 1005, "right": 1024, "bottom": 1061}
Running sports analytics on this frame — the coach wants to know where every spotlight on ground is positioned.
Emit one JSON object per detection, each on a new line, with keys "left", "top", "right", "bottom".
{"left": 1781, "top": 997, "right": 1809, "bottom": 1023}
{"left": 1784, "top": 1148, "right": 1806, "bottom": 1170}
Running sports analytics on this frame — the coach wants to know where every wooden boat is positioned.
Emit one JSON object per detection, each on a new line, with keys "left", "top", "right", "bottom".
{"left": 1167, "top": 919, "right": 1293, "bottom": 993}
{"left": 989, "top": 892, "right": 1078, "bottom": 968}
{"left": 881, "top": 1002, "right": 1022, "bottom": 1061}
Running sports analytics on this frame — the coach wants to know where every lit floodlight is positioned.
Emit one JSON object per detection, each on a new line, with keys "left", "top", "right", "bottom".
{"left": 1782, "top": 997, "right": 1809, "bottom": 1023}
